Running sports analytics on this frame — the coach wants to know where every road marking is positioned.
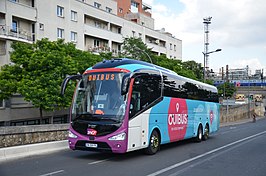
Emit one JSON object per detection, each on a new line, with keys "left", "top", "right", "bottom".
{"left": 147, "top": 131, "right": 266, "bottom": 176}
{"left": 88, "top": 158, "right": 110, "bottom": 165}
{"left": 39, "top": 170, "right": 64, "bottom": 176}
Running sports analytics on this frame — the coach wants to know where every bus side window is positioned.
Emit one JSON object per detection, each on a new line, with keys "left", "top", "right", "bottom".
{"left": 129, "top": 74, "right": 161, "bottom": 118}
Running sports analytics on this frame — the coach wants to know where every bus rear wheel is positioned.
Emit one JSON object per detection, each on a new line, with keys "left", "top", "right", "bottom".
{"left": 203, "top": 125, "right": 209, "bottom": 141}
{"left": 145, "top": 130, "right": 160, "bottom": 155}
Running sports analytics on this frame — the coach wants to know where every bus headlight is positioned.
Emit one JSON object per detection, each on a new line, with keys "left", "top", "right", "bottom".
{"left": 108, "top": 132, "right": 126, "bottom": 141}
{"left": 68, "top": 130, "right": 78, "bottom": 138}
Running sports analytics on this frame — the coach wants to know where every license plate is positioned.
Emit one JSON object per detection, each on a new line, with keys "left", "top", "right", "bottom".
{"left": 85, "top": 143, "right": 98, "bottom": 148}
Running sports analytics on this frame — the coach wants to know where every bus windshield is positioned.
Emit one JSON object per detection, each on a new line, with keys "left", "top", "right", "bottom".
{"left": 72, "top": 72, "right": 126, "bottom": 123}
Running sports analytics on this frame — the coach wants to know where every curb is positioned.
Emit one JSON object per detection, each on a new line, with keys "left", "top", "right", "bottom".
{"left": 0, "top": 140, "right": 68, "bottom": 163}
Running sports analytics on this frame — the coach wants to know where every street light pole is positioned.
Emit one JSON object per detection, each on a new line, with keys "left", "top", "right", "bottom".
{"left": 202, "top": 49, "right": 222, "bottom": 81}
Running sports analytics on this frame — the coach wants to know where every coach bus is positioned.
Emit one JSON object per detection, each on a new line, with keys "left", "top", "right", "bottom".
{"left": 61, "top": 58, "right": 220, "bottom": 154}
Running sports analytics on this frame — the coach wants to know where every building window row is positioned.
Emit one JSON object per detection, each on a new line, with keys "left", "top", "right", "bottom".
{"left": 169, "top": 43, "right": 177, "bottom": 51}
{"left": 57, "top": 28, "right": 78, "bottom": 42}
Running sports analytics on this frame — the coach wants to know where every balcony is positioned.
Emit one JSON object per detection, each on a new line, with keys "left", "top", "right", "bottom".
{"left": 6, "top": 0, "right": 37, "bottom": 21}
{"left": 84, "top": 24, "right": 122, "bottom": 43}
{"left": 0, "top": 25, "right": 33, "bottom": 43}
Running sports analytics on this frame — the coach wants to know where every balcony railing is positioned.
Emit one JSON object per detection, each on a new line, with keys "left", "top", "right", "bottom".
{"left": 88, "top": 46, "right": 121, "bottom": 57}
{"left": 88, "top": 46, "right": 111, "bottom": 53}
{"left": 0, "top": 25, "right": 33, "bottom": 42}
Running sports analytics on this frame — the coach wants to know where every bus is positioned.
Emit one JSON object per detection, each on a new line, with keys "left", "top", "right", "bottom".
{"left": 61, "top": 58, "right": 220, "bottom": 154}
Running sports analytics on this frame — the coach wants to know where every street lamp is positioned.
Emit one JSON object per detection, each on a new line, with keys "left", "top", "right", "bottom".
{"left": 202, "top": 49, "right": 222, "bottom": 81}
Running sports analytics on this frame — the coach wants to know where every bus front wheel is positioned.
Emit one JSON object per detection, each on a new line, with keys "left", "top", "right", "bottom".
{"left": 145, "top": 130, "right": 160, "bottom": 155}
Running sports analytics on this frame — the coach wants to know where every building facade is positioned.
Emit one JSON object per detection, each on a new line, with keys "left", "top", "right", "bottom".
{"left": 0, "top": 0, "right": 182, "bottom": 125}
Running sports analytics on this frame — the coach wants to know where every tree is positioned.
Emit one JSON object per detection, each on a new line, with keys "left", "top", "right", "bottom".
{"left": 217, "top": 82, "right": 236, "bottom": 98}
{"left": 121, "top": 37, "right": 154, "bottom": 63}
{"left": 0, "top": 38, "right": 101, "bottom": 121}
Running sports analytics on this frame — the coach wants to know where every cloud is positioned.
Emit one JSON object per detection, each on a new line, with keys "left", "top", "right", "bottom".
{"left": 146, "top": 0, "right": 266, "bottom": 47}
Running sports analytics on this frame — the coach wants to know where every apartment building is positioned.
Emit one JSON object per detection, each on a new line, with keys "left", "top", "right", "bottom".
{"left": 0, "top": 0, "right": 182, "bottom": 125}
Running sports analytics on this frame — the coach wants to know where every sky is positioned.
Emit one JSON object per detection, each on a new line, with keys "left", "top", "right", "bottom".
{"left": 143, "top": 0, "right": 266, "bottom": 74}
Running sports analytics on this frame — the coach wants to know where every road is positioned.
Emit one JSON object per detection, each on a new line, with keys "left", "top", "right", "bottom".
{"left": 1, "top": 118, "right": 266, "bottom": 176}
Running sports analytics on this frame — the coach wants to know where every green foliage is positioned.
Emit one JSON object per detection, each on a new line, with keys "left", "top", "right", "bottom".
{"left": 217, "top": 82, "right": 236, "bottom": 98}
{"left": 121, "top": 37, "right": 154, "bottom": 63}
{"left": 0, "top": 38, "right": 101, "bottom": 117}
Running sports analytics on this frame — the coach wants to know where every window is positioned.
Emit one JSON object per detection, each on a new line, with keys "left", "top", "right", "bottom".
{"left": 39, "top": 23, "right": 44, "bottom": 30}
{"left": 117, "top": 27, "right": 121, "bottom": 34}
{"left": 119, "top": 8, "right": 123, "bottom": 13}
{"left": 131, "top": 1, "right": 139, "bottom": 8}
{"left": 170, "top": 43, "right": 172, "bottom": 50}
{"left": 174, "top": 45, "right": 176, "bottom": 51}
{"left": 94, "top": 39, "right": 100, "bottom": 47}
{"left": 129, "top": 74, "right": 161, "bottom": 118}
{"left": 71, "top": 10, "right": 77, "bottom": 21}
{"left": 12, "top": 20, "right": 18, "bottom": 32}
{"left": 57, "top": 6, "right": 64, "bottom": 17}
{"left": 71, "top": 31, "right": 77, "bottom": 42}
{"left": 10, "top": 0, "right": 18, "bottom": 2}
{"left": 94, "top": 21, "right": 101, "bottom": 28}
{"left": 106, "top": 7, "right": 112, "bottom": 13}
{"left": 94, "top": 2, "right": 101, "bottom": 9}
{"left": 57, "top": 28, "right": 64, "bottom": 39}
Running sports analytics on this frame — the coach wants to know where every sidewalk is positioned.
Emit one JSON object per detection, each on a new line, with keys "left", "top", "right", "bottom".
{"left": 0, "top": 140, "right": 68, "bottom": 163}
{"left": 220, "top": 116, "right": 265, "bottom": 127}
{"left": 1, "top": 116, "right": 265, "bottom": 163}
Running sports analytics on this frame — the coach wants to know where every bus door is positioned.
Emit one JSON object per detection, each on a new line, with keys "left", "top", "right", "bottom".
{"left": 127, "top": 73, "right": 162, "bottom": 151}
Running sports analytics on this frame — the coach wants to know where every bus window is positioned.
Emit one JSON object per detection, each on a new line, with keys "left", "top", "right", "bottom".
{"left": 129, "top": 74, "right": 161, "bottom": 118}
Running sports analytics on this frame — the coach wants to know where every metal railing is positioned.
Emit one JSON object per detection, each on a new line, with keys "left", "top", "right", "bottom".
{"left": 0, "top": 25, "right": 33, "bottom": 42}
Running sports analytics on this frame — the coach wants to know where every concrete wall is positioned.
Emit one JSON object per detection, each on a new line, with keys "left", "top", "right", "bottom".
{"left": 220, "top": 102, "right": 265, "bottom": 123}
{"left": 0, "top": 124, "right": 69, "bottom": 148}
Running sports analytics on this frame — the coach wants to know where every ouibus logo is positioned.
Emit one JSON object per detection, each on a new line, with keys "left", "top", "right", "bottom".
{"left": 168, "top": 98, "right": 188, "bottom": 142}
{"left": 168, "top": 103, "right": 188, "bottom": 125}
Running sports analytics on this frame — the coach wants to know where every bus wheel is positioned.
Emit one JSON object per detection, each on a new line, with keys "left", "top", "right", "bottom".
{"left": 203, "top": 125, "right": 209, "bottom": 141}
{"left": 145, "top": 130, "right": 160, "bottom": 155}
{"left": 195, "top": 125, "right": 203, "bottom": 142}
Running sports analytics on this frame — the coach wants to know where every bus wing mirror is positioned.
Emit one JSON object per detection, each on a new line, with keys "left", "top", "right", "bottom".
{"left": 121, "top": 73, "right": 131, "bottom": 95}
{"left": 61, "top": 74, "right": 82, "bottom": 96}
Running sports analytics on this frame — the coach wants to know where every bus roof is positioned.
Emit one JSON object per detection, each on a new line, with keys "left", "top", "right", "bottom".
{"left": 87, "top": 58, "right": 217, "bottom": 92}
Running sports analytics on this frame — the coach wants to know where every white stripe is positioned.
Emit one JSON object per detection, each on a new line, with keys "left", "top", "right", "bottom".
{"left": 39, "top": 170, "right": 64, "bottom": 176}
{"left": 88, "top": 158, "right": 110, "bottom": 165}
{"left": 147, "top": 131, "right": 266, "bottom": 176}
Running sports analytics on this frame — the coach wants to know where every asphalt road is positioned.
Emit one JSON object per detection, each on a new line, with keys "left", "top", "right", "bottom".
{"left": 1, "top": 118, "right": 266, "bottom": 176}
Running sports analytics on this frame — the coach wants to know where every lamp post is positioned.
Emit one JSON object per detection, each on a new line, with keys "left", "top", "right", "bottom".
{"left": 202, "top": 48, "right": 222, "bottom": 81}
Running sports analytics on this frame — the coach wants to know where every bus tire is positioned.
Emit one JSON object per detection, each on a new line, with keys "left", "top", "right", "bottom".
{"left": 195, "top": 125, "right": 203, "bottom": 142}
{"left": 145, "top": 130, "right": 160, "bottom": 155}
{"left": 203, "top": 124, "right": 209, "bottom": 141}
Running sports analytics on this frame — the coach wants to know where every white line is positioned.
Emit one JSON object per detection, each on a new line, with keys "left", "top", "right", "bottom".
{"left": 39, "top": 170, "right": 64, "bottom": 176}
{"left": 88, "top": 158, "right": 110, "bottom": 165}
{"left": 147, "top": 131, "right": 266, "bottom": 176}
